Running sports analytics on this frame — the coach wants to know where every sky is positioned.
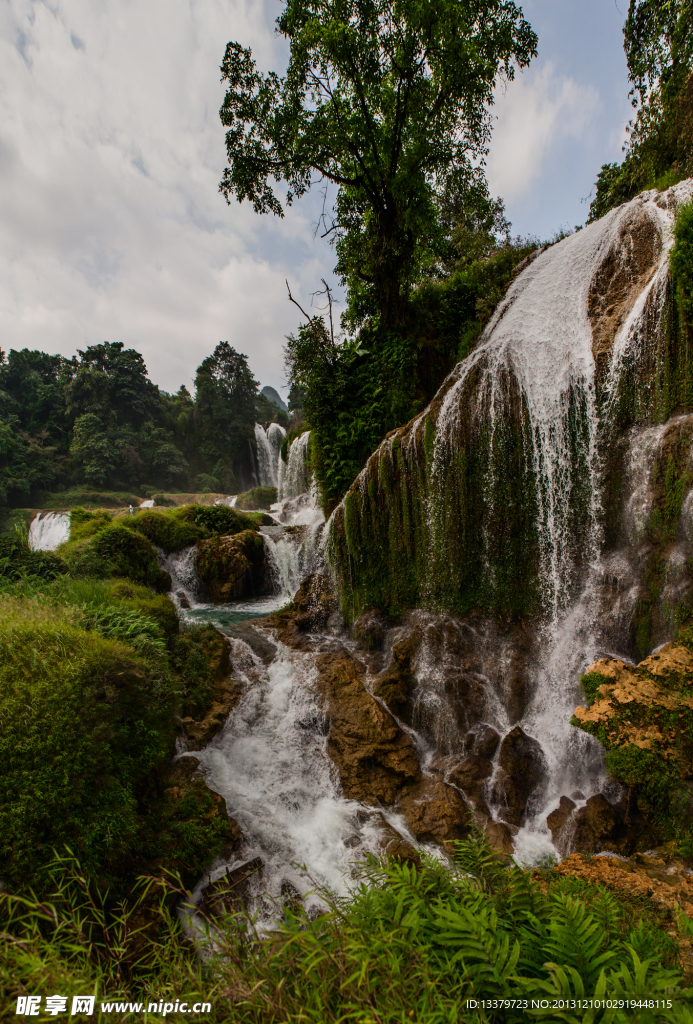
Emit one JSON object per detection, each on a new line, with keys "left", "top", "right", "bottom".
{"left": 0, "top": 0, "right": 634, "bottom": 398}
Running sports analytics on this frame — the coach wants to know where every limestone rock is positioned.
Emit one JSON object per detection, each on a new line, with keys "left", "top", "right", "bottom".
{"left": 196, "top": 530, "right": 269, "bottom": 603}
{"left": 494, "top": 726, "right": 547, "bottom": 826}
{"left": 182, "top": 677, "right": 245, "bottom": 750}
{"left": 200, "top": 857, "right": 264, "bottom": 919}
{"left": 353, "top": 609, "right": 391, "bottom": 651}
{"left": 546, "top": 795, "right": 577, "bottom": 836}
{"left": 448, "top": 755, "right": 493, "bottom": 804}
{"left": 468, "top": 725, "right": 501, "bottom": 760}
{"left": 398, "top": 778, "right": 471, "bottom": 848}
{"left": 316, "top": 649, "right": 421, "bottom": 804}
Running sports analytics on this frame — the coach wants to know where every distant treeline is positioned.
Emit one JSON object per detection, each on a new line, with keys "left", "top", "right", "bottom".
{"left": 0, "top": 340, "right": 294, "bottom": 505}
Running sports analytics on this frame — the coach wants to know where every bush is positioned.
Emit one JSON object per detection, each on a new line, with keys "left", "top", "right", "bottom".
{"left": 1, "top": 837, "right": 689, "bottom": 1021}
{"left": 0, "top": 535, "right": 67, "bottom": 582}
{"left": 235, "top": 486, "right": 278, "bottom": 510}
{"left": 122, "top": 509, "right": 204, "bottom": 552}
{"left": 61, "top": 524, "right": 171, "bottom": 592}
{"left": 0, "top": 600, "right": 177, "bottom": 887}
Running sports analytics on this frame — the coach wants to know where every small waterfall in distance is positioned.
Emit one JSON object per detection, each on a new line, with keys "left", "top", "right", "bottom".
{"left": 279, "top": 431, "right": 311, "bottom": 499}
{"left": 254, "top": 422, "right": 286, "bottom": 488}
{"left": 28, "top": 512, "right": 70, "bottom": 551}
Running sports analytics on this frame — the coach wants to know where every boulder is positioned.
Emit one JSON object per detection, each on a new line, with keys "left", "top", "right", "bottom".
{"left": 196, "top": 530, "right": 269, "bottom": 603}
{"left": 316, "top": 649, "right": 421, "bottom": 804}
{"left": 353, "top": 609, "right": 391, "bottom": 651}
{"left": 448, "top": 755, "right": 493, "bottom": 804}
{"left": 469, "top": 725, "right": 501, "bottom": 760}
{"left": 373, "top": 627, "right": 420, "bottom": 723}
{"left": 546, "top": 795, "right": 577, "bottom": 837}
{"left": 494, "top": 727, "right": 547, "bottom": 826}
{"left": 398, "top": 778, "right": 471, "bottom": 849}
{"left": 181, "top": 677, "right": 245, "bottom": 750}
{"left": 200, "top": 857, "right": 263, "bottom": 919}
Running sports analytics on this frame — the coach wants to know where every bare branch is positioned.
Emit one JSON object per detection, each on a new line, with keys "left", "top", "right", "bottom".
{"left": 286, "top": 280, "right": 313, "bottom": 323}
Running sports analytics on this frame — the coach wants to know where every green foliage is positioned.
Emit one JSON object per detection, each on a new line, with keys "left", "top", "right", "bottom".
{"left": 1, "top": 838, "right": 689, "bottom": 1023}
{"left": 61, "top": 523, "right": 171, "bottom": 592}
{"left": 122, "top": 509, "right": 204, "bottom": 553}
{"left": 0, "top": 340, "right": 270, "bottom": 510}
{"left": 193, "top": 342, "right": 258, "bottom": 492}
{"left": 235, "top": 486, "right": 278, "bottom": 509}
{"left": 181, "top": 502, "right": 260, "bottom": 537}
{"left": 580, "top": 671, "right": 611, "bottom": 704}
{"left": 0, "top": 600, "right": 176, "bottom": 887}
{"left": 671, "top": 200, "right": 693, "bottom": 326}
{"left": 0, "top": 535, "right": 67, "bottom": 582}
{"left": 220, "top": 0, "right": 537, "bottom": 327}
{"left": 589, "top": 3, "right": 693, "bottom": 222}
{"left": 288, "top": 239, "right": 540, "bottom": 510}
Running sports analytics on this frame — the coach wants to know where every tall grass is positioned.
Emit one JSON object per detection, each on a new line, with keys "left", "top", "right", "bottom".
{"left": 2, "top": 840, "right": 691, "bottom": 1024}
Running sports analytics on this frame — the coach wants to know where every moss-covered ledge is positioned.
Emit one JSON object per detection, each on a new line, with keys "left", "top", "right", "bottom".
{"left": 573, "top": 641, "right": 693, "bottom": 851}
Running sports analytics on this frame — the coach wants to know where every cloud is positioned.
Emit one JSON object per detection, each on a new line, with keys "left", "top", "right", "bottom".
{"left": 0, "top": 0, "right": 333, "bottom": 395}
{"left": 486, "top": 62, "right": 600, "bottom": 204}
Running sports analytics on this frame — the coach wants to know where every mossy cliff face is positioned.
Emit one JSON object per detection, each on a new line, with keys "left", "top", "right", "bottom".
{"left": 328, "top": 184, "right": 693, "bottom": 639}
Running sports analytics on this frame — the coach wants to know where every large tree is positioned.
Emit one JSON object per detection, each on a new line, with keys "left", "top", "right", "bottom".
{"left": 218, "top": 0, "right": 536, "bottom": 328}
{"left": 625, "top": 0, "right": 693, "bottom": 103}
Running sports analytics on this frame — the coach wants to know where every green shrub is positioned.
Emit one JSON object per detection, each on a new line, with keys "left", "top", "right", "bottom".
{"left": 121, "top": 509, "right": 204, "bottom": 552}
{"left": 235, "top": 486, "right": 278, "bottom": 510}
{"left": 0, "top": 600, "right": 177, "bottom": 887}
{"left": 61, "top": 524, "right": 170, "bottom": 592}
{"left": 68, "top": 507, "right": 112, "bottom": 543}
{"left": 180, "top": 502, "right": 259, "bottom": 535}
{"left": 0, "top": 535, "right": 67, "bottom": 582}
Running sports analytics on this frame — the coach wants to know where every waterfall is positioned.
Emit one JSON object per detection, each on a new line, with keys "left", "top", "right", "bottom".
{"left": 28, "top": 512, "right": 70, "bottom": 552}
{"left": 262, "top": 513, "right": 326, "bottom": 599}
{"left": 157, "top": 545, "right": 202, "bottom": 608}
{"left": 279, "top": 431, "right": 311, "bottom": 499}
{"left": 196, "top": 638, "right": 391, "bottom": 920}
{"left": 254, "top": 422, "right": 286, "bottom": 488}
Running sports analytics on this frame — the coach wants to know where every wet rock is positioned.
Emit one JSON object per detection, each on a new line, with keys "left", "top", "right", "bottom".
{"left": 353, "top": 610, "right": 390, "bottom": 651}
{"left": 316, "top": 649, "right": 421, "bottom": 804}
{"left": 197, "top": 530, "right": 269, "bottom": 603}
{"left": 268, "top": 573, "right": 337, "bottom": 647}
{"left": 373, "top": 815, "right": 422, "bottom": 866}
{"left": 177, "top": 590, "right": 191, "bottom": 609}
{"left": 546, "top": 795, "right": 577, "bottom": 837}
{"left": 181, "top": 677, "right": 245, "bottom": 750}
{"left": 494, "top": 727, "right": 547, "bottom": 826}
{"left": 448, "top": 755, "right": 493, "bottom": 804}
{"left": 470, "top": 725, "right": 501, "bottom": 759}
{"left": 373, "top": 627, "right": 420, "bottom": 723}
{"left": 222, "top": 621, "right": 277, "bottom": 665}
{"left": 200, "top": 857, "right": 263, "bottom": 919}
{"left": 398, "top": 778, "right": 471, "bottom": 849}
{"left": 480, "top": 818, "right": 515, "bottom": 856}
{"left": 572, "top": 794, "right": 621, "bottom": 853}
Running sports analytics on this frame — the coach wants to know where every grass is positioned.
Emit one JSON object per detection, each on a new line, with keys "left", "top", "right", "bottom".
{"left": 1, "top": 838, "right": 691, "bottom": 1024}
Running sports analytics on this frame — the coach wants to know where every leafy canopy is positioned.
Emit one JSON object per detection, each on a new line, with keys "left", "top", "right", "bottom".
{"left": 625, "top": 0, "right": 693, "bottom": 103}
{"left": 219, "top": 0, "right": 537, "bottom": 325}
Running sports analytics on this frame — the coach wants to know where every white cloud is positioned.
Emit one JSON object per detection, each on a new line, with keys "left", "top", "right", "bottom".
{"left": 0, "top": 0, "right": 332, "bottom": 394}
{"left": 486, "top": 61, "right": 600, "bottom": 204}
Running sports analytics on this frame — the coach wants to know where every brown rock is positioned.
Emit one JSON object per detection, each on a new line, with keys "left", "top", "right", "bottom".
{"left": 470, "top": 725, "right": 501, "bottom": 759}
{"left": 588, "top": 202, "right": 662, "bottom": 370}
{"left": 399, "top": 778, "right": 471, "bottom": 848}
{"left": 197, "top": 530, "right": 269, "bottom": 603}
{"left": 373, "top": 628, "right": 420, "bottom": 723}
{"left": 316, "top": 649, "right": 421, "bottom": 804}
{"left": 494, "top": 727, "right": 547, "bottom": 826}
{"left": 353, "top": 610, "right": 390, "bottom": 651}
{"left": 571, "top": 794, "right": 620, "bottom": 852}
{"left": 182, "top": 677, "right": 245, "bottom": 750}
{"left": 448, "top": 755, "right": 493, "bottom": 804}
{"left": 546, "top": 795, "right": 577, "bottom": 836}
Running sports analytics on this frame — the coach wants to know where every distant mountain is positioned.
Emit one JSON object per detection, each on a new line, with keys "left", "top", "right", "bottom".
{"left": 261, "top": 385, "right": 288, "bottom": 414}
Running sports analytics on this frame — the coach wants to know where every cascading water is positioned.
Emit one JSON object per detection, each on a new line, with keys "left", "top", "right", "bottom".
{"left": 326, "top": 181, "right": 693, "bottom": 864}
{"left": 255, "top": 422, "right": 286, "bottom": 488}
{"left": 28, "top": 512, "right": 70, "bottom": 552}
{"left": 192, "top": 638, "right": 388, "bottom": 921}
{"left": 279, "top": 431, "right": 311, "bottom": 499}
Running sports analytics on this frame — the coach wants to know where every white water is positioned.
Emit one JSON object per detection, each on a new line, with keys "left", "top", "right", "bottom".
{"left": 158, "top": 545, "right": 203, "bottom": 609}
{"left": 279, "top": 431, "right": 311, "bottom": 499}
{"left": 28, "top": 512, "right": 70, "bottom": 551}
{"left": 194, "top": 638, "right": 391, "bottom": 918}
{"left": 255, "top": 422, "right": 286, "bottom": 488}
